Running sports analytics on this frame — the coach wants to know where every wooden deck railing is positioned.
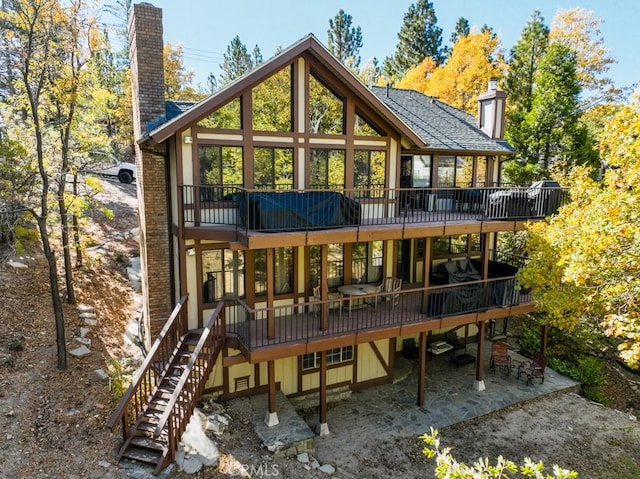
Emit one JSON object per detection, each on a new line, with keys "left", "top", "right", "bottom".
{"left": 225, "top": 277, "right": 531, "bottom": 350}
{"left": 180, "top": 185, "right": 569, "bottom": 231}
{"left": 107, "top": 295, "right": 189, "bottom": 438}
{"left": 154, "top": 301, "right": 226, "bottom": 456}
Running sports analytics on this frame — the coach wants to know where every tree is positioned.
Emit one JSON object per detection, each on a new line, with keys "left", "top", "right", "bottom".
{"left": 422, "top": 429, "right": 578, "bottom": 478}
{"left": 383, "top": 0, "right": 443, "bottom": 80}
{"left": 327, "top": 9, "right": 363, "bottom": 69}
{"left": 519, "top": 90, "right": 640, "bottom": 370}
{"left": 163, "top": 43, "right": 202, "bottom": 101}
{"left": 520, "top": 43, "right": 594, "bottom": 170}
{"left": 444, "top": 16, "right": 469, "bottom": 58}
{"left": 399, "top": 29, "right": 504, "bottom": 114}
{"left": 1, "top": 0, "right": 68, "bottom": 369}
{"left": 218, "top": 35, "right": 262, "bottom": 86}
{"left": 550, "top": 7, "right": 620, "bottom": 109}
{"left": 504, "top": 11, "right": 549, "bottom": 160}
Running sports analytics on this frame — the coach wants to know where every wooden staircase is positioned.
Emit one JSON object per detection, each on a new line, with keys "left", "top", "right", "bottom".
{"left": 108, "top": 297, "right": 225, "bottom": 475}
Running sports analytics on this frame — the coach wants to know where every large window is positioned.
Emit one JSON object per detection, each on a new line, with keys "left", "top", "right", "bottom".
{"left": 252, "top": 65, "right": 292, "bottom": 132}
{"left": 202, "top": 249, "right": 245, "bottom": 303}
{"left": 254, "top": 247, "right": 294, "bottom": 296}
{"left": 309, "top": 244, "right": 343, "bottom": 289}
{"left": 475, "top": 156, "right": 487, "bottom": 186}
{"left": 438, "top": 155, "right": 476, "bottom": 188}
{"left": 433, "top": 234, "right": 481, "bottom": 256}
{"left": 253, "top": 147, "right": 293, "bottom": 189}
{"left": 309, "top": 73, "right": 344, "bottom": 134}
{"left": 309, "top": 149, "right": 345, "bottom": 189}
{"left": 354, "top": 150, "right": 386, "bottom": 195}
{"left": 302, "top": 346, "right": 354, "bottom": 370}
{"left": 199, "top": 145, "right": 243, "bottom": 201}
{"left": 351, "top": 241, "right": 383, "bottom": 284}
{"left": 199, "top": 145, "right": 243, "bottom": 186}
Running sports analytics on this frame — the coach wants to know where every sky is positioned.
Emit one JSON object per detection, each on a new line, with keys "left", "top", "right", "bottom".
{"left": 115, "top": 0, "right": 639, "bottom": 91}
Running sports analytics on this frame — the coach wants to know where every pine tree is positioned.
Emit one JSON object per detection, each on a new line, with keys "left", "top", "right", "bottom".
{"left": 383, "top": 0, "right": 443, "bottom": 80}
{"left": 521, "top": 43, "right": 589, "bottom": 169}
{"left": 327, "top": 9, "right": 363, "bottom": 69}
{"left": 219, "top": 35, "right": 262, "bottom": 86}
{"left": 504, "top": 11, "right": 549, "bottom": 165}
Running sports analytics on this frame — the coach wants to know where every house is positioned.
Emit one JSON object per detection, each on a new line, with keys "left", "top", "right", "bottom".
{"left": 109, "top": 3, "right": 565, "bottom": 473}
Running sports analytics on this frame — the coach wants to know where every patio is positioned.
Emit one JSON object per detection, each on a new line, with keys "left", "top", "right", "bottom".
{"left": 247, "top": 339, "right": 580, "bottom": 454}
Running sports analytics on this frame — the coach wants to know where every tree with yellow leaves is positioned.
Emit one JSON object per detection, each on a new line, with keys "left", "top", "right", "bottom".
{"left": 398, "top": 29, "right": 504, "bottom": 114}
{"left": 519, "top": 90, "right": 640, "bottom": 370}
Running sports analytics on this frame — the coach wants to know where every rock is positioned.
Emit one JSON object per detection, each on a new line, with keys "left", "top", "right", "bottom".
{"left": 319, "top": 464, "right": 335, "bottom": 474}
{"left": 266, "top": 440, "right": 284, "bottom": 453}
{"left": 76, "top": 304, "right": 95, "bottom": 313}
{"left": 180, "top": 410, "right": 220, "bottom": 469}
{"left": 204, "top": 413, "right": 228, "bottom": 435}
{"left": 97, "top": 460, "right": 110, "bottom": 468}
{"left": 69, "top": 345, "right": 91, "bottom": 358}
{"left": 297, "top": 452, "right": 309, "bottom": 464}
{"left": 311, "top": 458, "right": 320, "bottom": 469}
{"left": 8, "top": 260, "right": 27, "bottom": 269}
{"left": 79, "top": 327, "right": 90, "bottom": 338}
{"left": 84, "top": 318, "right": 98, "bottom": 327}
{"left": 94, "top": 369, "right": 109, "bottom": 381}
{"left": 79, "top": 312, "right": 97, "bottom": 319}
{"left": 179, "top": 454, "right": 204, "bottom": 474}
{"left": 75, "top": 337, "right": 91, "bottom": 346}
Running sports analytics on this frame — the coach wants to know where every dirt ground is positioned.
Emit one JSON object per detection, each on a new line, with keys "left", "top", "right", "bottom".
{"left": 1, "top": 178, "right": 639, "bottom": 479}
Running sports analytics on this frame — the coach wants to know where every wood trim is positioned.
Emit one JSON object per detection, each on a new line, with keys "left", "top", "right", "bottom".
{"left": 319, "top": 350, "right": 327, "bottom": 425}
{"left": 369, "top": 341, "right": 390, "bottom": 376}
{"left": 350, "top": 375, "right": 393, "bottom": 391}
{"left": 286, "top": 380, "right": 351, "bottom": 399}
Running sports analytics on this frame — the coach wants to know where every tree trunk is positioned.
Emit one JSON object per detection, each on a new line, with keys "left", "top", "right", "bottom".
{"left": 58, "top": 186, "right": 75, "bottom": 304}
{"left": 72, "top": 174, "right": 82, "bottom": 268}
{"left": 37, "top": 216, "right": 67, "bottom": 370}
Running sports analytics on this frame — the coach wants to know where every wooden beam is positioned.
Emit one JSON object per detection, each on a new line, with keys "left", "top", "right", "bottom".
{"left": 267, "top": 248, "right": 275, "bottom": 339}
{"left": 541, "top": 323, "right": 549, "bottom": 355}
{"left": 268, "top": 360, "right": 276, "bottom": 414}
{"left": 319, "top": 350, "right": 328, "bottom": 425}
{"left": 476, "top": 321, "right": 486, "bottom": 382}
{"left": 417, "top": 331, "right": 426, "bottom": 407}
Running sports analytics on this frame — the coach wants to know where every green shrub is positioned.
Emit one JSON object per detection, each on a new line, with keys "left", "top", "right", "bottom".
{"left": 518, "top": 325, "right": 541, "bottom": 358}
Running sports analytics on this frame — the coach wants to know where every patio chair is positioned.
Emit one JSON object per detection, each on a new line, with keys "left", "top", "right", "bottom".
{"left": 312, "top": 285, "right": 343, "bottom": 317}
{"left": 489, "top": 341, "right": 511, "bottom": 375}
{"left": 517, "top": 352, "right": 547, "bottom": 385}
{"left": 384, "top": 277, "right": 402, "bottom": 308}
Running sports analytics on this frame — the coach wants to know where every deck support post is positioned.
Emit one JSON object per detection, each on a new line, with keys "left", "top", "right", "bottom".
{"left": 474, "top": 320, "right": 486, "bottom": 391}
{"left": 316, "top": 350, "right": 330, "bottom": 436}
{"left": 417, "top": 331, "right": 427, "bottom": 406}
{"left": 267, "top": 248, "right": 275, "bottom": 340}
{"left": 264, "top": 360, "right": 279, "bottom": 427}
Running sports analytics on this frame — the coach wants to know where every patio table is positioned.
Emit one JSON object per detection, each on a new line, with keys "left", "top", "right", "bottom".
{"left": 338, "top": 284, "right": 379, "bottom": 314}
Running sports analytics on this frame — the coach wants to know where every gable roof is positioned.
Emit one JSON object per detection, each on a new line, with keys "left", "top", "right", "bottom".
{"left": 147, "top": 34, "right": 425, "bottom": 148}
{"left": 371, "top": 86, "right": 516, "bottom": 155}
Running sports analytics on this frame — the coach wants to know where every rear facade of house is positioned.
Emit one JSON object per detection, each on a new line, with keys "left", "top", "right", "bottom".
{"left": 116, "top": 4, "right": 565, "bottom": 467}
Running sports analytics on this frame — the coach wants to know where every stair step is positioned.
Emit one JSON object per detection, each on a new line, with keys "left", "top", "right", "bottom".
{"left": 130, "top": 435, "right": 167, "bottom": 452}
{"left": 122, "top": 446, "right": 162, "bottom": 465}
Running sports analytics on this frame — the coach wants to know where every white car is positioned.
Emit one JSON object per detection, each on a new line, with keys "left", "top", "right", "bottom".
{"left": 86, "top": 154, "right": 136, "bottom": 184}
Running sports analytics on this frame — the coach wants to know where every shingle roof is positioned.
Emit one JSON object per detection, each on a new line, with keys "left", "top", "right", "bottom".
{"left": 371, "top": 86, "right": 515, "bottom": 154}
{"left": 166, "top": 100, "right": 195, "bottom": 122}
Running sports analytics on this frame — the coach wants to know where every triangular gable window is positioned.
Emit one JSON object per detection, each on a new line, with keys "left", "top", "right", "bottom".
{"left": 252, "top": 65, "right": 293, "bottom": 132}
{"left": 197, "top": 97, "right": 241, "bottom": 130}
{"left": 309, "top": 73, "right": 344, "bottom": 135}
{"left": 354, "top": 111, "right": 383, "bottom": 137}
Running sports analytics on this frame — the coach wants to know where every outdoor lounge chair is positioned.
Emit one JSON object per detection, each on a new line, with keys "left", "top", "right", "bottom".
{"left": 517, "top": 352, "right": 547, "bottom": 385}
{"left": 384, "top": 277, "right": 402, "bottom": 308}
{"left": 312, "top": 286, "right": 343, "bottom": 317}
{"left": 489, "top": 341, "right": 512, "bottom": 375}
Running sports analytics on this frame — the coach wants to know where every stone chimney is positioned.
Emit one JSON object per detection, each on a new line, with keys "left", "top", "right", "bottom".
{"left": 129, "top": 3, "right": 173, "bottom": 345}
{"left": 477, "top": 77, "right": 507, "bottom": 140}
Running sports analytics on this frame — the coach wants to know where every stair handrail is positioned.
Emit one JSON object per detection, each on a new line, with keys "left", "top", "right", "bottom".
{"left": 107, "top": 294, "right": 189, "bottom": 433}
{"left": 154, "top": 300, "right": 225, "bottom": 439}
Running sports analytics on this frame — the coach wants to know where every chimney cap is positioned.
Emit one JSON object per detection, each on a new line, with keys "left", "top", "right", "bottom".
{"left": 488, "top": 77, "right": 498, "bottom": 91}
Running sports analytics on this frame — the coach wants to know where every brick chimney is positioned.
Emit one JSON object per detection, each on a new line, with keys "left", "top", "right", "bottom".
{"left": 129, "top": 3, "right": 173, "bottom": 345}
{"left": 477, "top": 77, "right": 507, "bottom": 140}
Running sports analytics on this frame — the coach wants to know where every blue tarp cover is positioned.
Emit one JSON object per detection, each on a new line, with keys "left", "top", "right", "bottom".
{"left": 238, "top": 191, "right": 361, "bottom": 231}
